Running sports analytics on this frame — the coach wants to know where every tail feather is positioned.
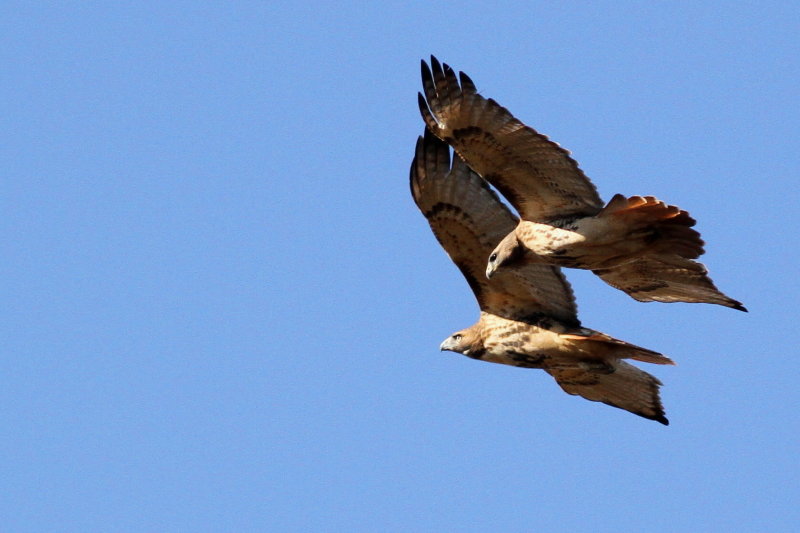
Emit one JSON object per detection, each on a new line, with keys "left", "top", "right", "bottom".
{"left": 600, "top": 194, "right": 704, "bottom": 259}
{"left": 562, "top": 330, "right": 675, "bottom": 366}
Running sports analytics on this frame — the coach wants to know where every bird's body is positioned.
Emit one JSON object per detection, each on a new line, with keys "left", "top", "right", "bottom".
{"left": 418, "top": 56, "right": 745, "bottom": 311}
{"left": 502, "top": 216, "right": 659, "bottom": 270}
{"left": 443, "top": 312, "right": 673, "bottom": 370}
{"left": 411, "top": 130, "right": 672, "bottom": 424}
{"left": 491, "top": 194, "right": 703, "bottom": 271}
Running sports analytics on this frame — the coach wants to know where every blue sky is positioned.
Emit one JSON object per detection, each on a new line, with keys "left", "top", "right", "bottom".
{"left": 3, "top": 2, "right": 799, "bottom": 531}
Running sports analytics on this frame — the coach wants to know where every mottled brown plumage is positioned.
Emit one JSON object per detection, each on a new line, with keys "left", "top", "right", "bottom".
{"left": 419, "top": 56, "right": 745, "bottom": 311}
{"left": 412, "top": 130, "right": 672, "bottom": 424}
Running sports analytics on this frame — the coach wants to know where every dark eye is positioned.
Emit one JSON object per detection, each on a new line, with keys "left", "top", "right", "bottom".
{"left": 489, "top": 253, "right": 497, "bottom": 262}
{"left": 453, "top": 334, "right": 462, "bottom": 341}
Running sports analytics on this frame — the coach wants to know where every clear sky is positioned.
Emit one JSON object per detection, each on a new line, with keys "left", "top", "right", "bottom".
{"left": 3, "top": 1, "right": 799, "bottom": 531}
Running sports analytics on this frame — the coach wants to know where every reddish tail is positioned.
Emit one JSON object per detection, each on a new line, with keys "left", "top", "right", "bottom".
{"left": 600, "top": 194, "right": 704, "bottom": 259}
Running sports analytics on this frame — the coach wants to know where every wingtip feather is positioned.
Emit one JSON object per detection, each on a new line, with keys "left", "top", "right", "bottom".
{"left": 459, "top": 71, "right": 476, "bottom": 93}
{"left": 418, "top": 92, "right": 438, "bottom": 132}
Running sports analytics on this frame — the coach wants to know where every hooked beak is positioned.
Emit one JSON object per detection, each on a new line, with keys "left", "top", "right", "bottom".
{"left": 486, "top": 263, "right": 496, "bottom": 279}
{"left": 439, "top": 337, "right": 454, "bottom": 351}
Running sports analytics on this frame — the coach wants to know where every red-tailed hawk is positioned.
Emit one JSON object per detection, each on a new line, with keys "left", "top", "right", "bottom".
{"left": 419, "top": 56, "right": 745, "bottom": 311}
{"left": 411, "top": 130, "right": 673, "bottom": 424}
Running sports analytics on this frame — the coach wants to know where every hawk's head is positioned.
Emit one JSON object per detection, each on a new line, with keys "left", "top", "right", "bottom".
{"left": 486, "top": 232, "right": 524, "bottom": 279}
{"left": 439, "top": 327, "right": 482, "bottom": 358}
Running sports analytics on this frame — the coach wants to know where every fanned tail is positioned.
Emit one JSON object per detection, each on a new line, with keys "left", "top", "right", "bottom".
{"left": 600, "top": 194, "right": 703, "bottom": 259}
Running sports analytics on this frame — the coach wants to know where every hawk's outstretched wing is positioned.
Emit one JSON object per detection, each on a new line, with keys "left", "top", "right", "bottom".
{"left": 545, "top": 360, "right": 668, "bottom": 424}
{"left": 419, "top": 56, "right": 604, "bottom": 222}
{"left": 410, "top": 130, "right": 579, "bottom": 325}
{"left": 593, "top": 256, "right": 747, "bottom": 311}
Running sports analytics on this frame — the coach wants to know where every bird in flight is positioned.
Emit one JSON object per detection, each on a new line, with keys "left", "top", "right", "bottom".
{"left": 411, "top": 130, "right": 673, "bottom": 424}
{"left": 418, "top": 56, "right": 745, "bottom": 311}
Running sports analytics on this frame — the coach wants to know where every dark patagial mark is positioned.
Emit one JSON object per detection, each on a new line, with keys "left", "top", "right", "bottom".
{"left": 508, "top": 351, "right": 547, "bottom": 368}
{"left": 515, "top": 312, "right": 576, "bottom": 331}
{"left": 463, "top": 347, "right": 486, "bottom": 361}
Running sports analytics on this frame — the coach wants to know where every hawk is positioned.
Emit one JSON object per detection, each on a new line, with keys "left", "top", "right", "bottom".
{"left": 411, "top": 130, "right": 673, "bottom": 424}
{"left": 419, "top": 56, "right": 745, "bottom": 311}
